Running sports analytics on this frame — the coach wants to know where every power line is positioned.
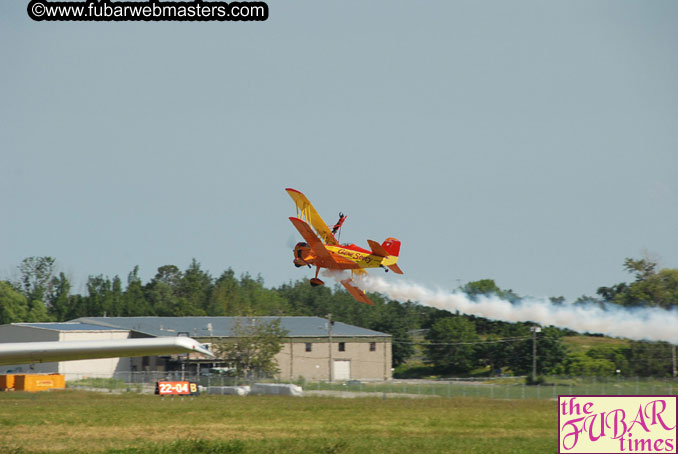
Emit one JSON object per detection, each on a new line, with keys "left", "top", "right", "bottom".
{"left": 391, "top": 336, "right": 531, "bottom": 346}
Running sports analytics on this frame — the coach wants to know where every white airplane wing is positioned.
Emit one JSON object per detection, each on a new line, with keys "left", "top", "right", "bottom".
{"left": 0, "top": 337, "right": 214, "bottom": 366}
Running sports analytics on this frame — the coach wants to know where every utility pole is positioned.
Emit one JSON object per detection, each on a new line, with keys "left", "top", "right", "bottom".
{"left": 327, "top": 313, "right": 333, "bottom": 383}
{"left": 530, "top": 326, "right": 541, "bottom": 382}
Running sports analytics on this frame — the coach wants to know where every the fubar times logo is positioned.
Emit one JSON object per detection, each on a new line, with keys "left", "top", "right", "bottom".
{"left": 559, "top": 395, "right": 677, "bottom": 453}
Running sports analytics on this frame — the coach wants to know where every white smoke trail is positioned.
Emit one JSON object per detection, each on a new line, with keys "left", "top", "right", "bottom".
{"left": 321, "top": 269, "right": 351, "bottom": 281}
{"left": 359, "top": 276, "right": 678, "bottom": 344}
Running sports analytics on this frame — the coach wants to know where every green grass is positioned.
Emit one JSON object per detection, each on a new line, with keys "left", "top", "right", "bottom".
{"left": 0, "top": 391, "right": 555, "bottom": 454}
{"left": 562, "top": 335, "right": 629, "bottom": 354}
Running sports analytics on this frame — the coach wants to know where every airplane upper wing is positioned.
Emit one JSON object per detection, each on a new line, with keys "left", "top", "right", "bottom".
{"left": 286, "top": 188, "right": 339, "bottom": 246}
{"left": 0, "top": 337, "right": 214, "bottom": 366}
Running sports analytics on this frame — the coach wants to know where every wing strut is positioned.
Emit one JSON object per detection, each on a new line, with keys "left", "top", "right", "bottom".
{"left": 286, "top": 188, "right": 339, "bottom": 245}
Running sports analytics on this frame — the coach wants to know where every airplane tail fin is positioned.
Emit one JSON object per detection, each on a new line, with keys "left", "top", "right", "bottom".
{"left": 381, "top": 238, "right": 401, "bottom": 257}
{"left": 366, "top": 238, "right": 403, "bottom": 273}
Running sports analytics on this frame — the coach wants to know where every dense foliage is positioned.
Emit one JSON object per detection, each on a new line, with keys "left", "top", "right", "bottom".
{"left": 1, "top": 256, "right": 676, "bottom": 377}
{"left": 213, "top": 318, "right": 288, "bottom": 378}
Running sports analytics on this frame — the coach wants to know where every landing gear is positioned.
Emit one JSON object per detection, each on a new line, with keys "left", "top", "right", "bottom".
{"left": 309, "top": 267, "right": 324, "bottom": 287}
{"left": 310, "top": 278, "right": 325, "bottom": 287}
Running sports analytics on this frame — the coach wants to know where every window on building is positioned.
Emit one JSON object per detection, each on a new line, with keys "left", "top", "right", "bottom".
{"left": 369, "top": 342, "right": 376, "bottom": 352}
{"left": 305, "top": 343, "right": 312, "bottom": 352}
{"left": 338, "top": 342, "right": 345, "bottom": 352}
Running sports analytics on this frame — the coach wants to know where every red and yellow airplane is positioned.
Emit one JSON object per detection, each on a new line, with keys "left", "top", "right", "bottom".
{"left": 286, "top": 188, "right": 403, "bottom": 305}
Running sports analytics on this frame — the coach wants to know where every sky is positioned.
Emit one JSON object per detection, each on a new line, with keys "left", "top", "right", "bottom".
{"left": 1, "top": 1, "right": 677, "bottom": 300}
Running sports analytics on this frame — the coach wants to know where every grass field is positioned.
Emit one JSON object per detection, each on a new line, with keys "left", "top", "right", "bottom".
{"left": 562, "top": 335, "right": 630, "bottom": 354}
{"left": 0, "top": 391, "right": 556, "bottom": 454}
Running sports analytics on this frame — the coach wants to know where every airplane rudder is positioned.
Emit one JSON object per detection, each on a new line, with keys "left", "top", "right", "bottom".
{"left": 381, "top": 237, "right": 401, "bottom": 257}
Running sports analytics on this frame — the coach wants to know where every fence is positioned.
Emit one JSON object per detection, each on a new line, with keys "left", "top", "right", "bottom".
{"left": 63, "top": 372, "right": 678, "bottom": 399}
{"left": 303, "top": 377, "right": 677, "bottom": 399}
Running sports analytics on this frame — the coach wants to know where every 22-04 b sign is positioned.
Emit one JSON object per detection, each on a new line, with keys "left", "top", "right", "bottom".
{"left": 155, "top": 381, "right": 199, "bottom": 396}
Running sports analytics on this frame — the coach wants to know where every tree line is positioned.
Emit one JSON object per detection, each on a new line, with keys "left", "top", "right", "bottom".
{"left": 1, "top": 256, "right": 676, "bottom": 377}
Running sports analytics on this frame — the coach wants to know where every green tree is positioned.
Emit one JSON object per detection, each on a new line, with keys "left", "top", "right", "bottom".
{"left": 560, "top": 352, "right": 617, "bottom": 376}
{"left": 476, "top": 334, "right": 514, "bottom": 374}
{"left": 146, "top": 280, "right": 185, "bottom": 316}
{"left": 505, "top": 326, "right": 567, "bottom": 375}
{"left": 624, "top": 341, "right": 673, "bottom": 377}
{"left": 369, "top": 300, "right": 416, "bottom": 367}
{"left": 623, "top": 258, "right": 656, "bottom": 281}
{"left": 153, "top": 265, "right": 183, "bottom": 288}
{"left": 177, "top": 259, "right": 213, "bottom": 313}
{"left": 121, "top": 266, "right": 153, "bottom": 316}
{"left": 585, "top": 344, "right": 630, "bottom": 375}
{"left": 85, "top": 275, "right": 112, "bottom": 316}
{"left": 48, "top": 272, "right": 71, "bottom": 321}
{"left": 208, "top": 269, "right": 247, "bottom": 315}
{"left": 0, "top": 281, "right": 29, "bottom": 324}
{"left": 597, "top": 258, "right": 678, "bottom": 309}
{"left": 110, "top": 276, "right": 123, "bottom": 316}
{"left": 81, "top": 274, "right": 124, "bottom": 317}
{"left": 238, "top": 273, "right": 288, "bottom": 315}
{"left": 425, "top": 316, "right": 479, "bottom": 373}
{"left": 462, "top": 279, "right": 520, "bottom": 302}
{"left": 145, "top": 264, "right": 206, "bottom": 316}
{"left": 15, "top": 256, "right": 53, "bottom": 321}
{"left": 18, "top": 256, "right": 56, "bottom": 303}
{"left": 213, "top": 318, "right": 288, "bottom": 378}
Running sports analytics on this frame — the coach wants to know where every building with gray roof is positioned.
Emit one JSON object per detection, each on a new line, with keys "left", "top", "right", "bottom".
{"left": 0, "top": 317, "right": 392, "bottom": 381}
{"left": 70, "top": 316, "right": 392, "bottom": 381}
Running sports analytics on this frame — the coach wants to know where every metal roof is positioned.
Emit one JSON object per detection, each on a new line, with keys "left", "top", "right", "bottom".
{"left": 69, "top": 317, "right": 390, "bottom": 338}
{"left": 15, "top": 323, "right": 127, "bottom": 332}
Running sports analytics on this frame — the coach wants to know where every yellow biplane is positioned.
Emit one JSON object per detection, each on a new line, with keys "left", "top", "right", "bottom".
{"left": 286, "top": 188, "right": 403, "bottom": 305}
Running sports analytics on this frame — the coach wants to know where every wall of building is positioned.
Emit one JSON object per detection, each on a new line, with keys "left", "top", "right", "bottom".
{"left": 57, "top": 331, "right": 133, "bottom": 379}
{"left": 0, "top": 325, "right": 60, "bottom": 374}
{"left": 276, "top": 337, "right": 392, "bottom": 381}
{"left": 0, "top": 325, "right": 132, "bottom": 378}
{"left": 0, "top": 324, "right": 59, "bottom": 343}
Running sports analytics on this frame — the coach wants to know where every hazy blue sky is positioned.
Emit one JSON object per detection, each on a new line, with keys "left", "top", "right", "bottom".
{"left": 2, "top": 1, "right": 676, "bottom": 299}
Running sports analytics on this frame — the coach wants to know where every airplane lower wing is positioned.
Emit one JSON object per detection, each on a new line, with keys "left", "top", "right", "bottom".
{"left": 0, "top": 337, "right": 214, "bottom": 366}
{"left": 341, "top": 278, "right": 373, "bottom": 305}
{"left": 387, "top": 264, "right": 404, "bottom": 274}
{"left": 289, "top": 217, "right": 341, "bottom": 266}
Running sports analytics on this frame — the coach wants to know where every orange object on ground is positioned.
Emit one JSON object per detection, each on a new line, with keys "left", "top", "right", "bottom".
{"left": 13, "top": 374, "right": 65, "bottom": 392}
{"left": 0, "top": 374, "right": 17, "bottom": 391}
